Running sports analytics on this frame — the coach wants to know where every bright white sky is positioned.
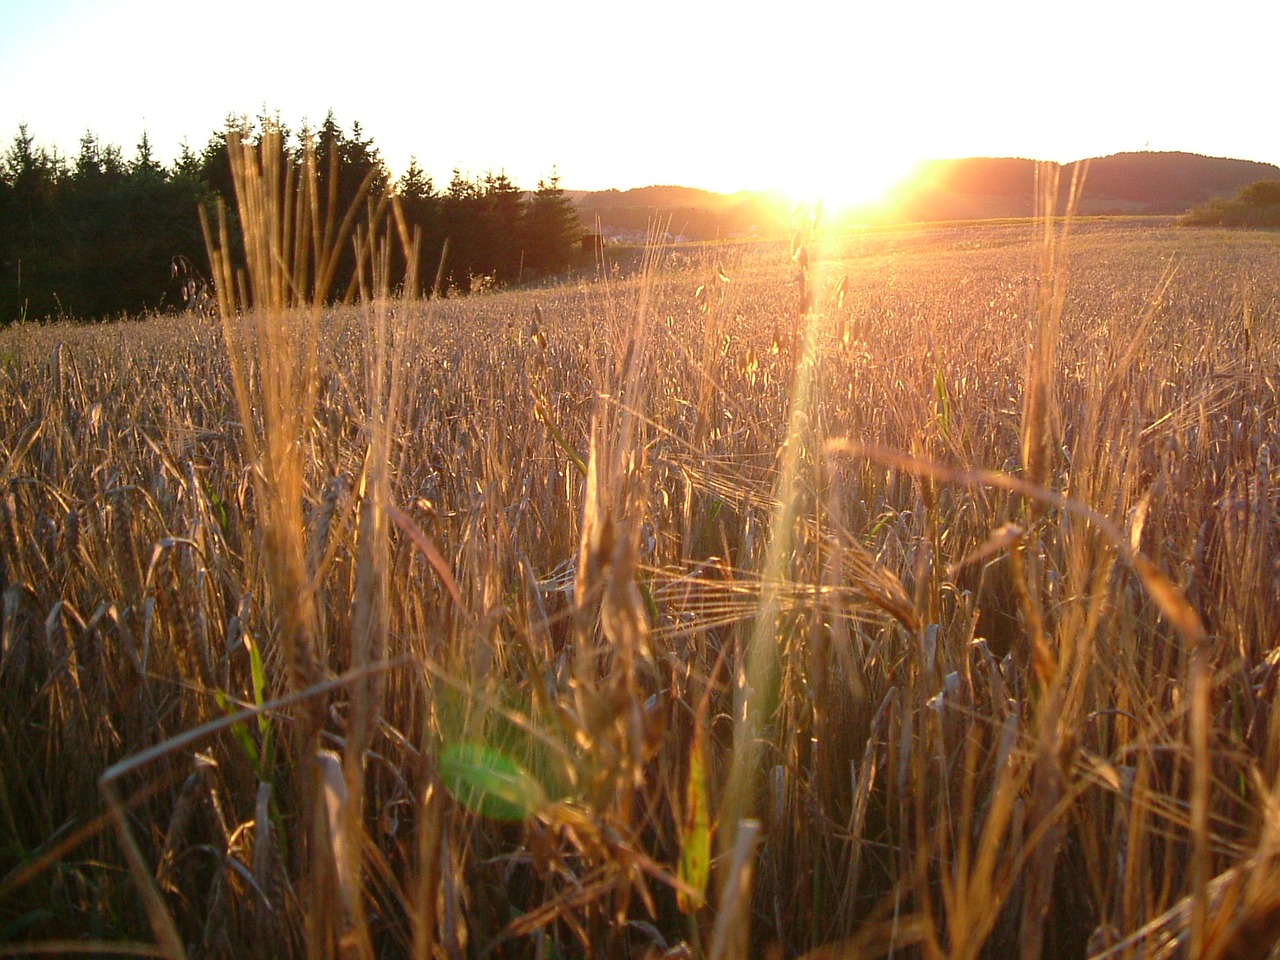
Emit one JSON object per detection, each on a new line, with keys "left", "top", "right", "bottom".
{"left": 1, "top": 0, "right": 1277, "bottom": 209}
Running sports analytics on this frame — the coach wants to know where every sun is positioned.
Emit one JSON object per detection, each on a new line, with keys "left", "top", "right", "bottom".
{"left": 776, "top": 154, "right": 922, "bottom": 220}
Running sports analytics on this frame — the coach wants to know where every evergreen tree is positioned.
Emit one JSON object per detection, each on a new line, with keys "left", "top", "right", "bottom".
{"left": 440, "top": 168, "right": 483, "bottom": 292}
{"left": 0, "top": 173, "right": 10, "bottom": 312}
{"left": 344, "top": 121, "right": 388, "bottom": 197}
{"left": 0, "top": 113, "right": 575, "bottom": 322}
{"left": 0, "top": 123, "right": 221, "bottom": 320}
{"left": 174, "top": 139, "right": 202, "bottom": 180}
{"left": 99, "top": 143, "right": 126, "bottom": 182}
{"left": 117, "top": 130, "right": 205, "bottom": 314}
{"left": 75, "top": 131, "right": 103, "bottom": 181}
{"left": 1, "top": 125, "right": 62, "bottom": 320}
{"left": 396, "top": 158, "right": 443, "bottom": 296}
{"left": 64, "top": 131, "right": 121, "bottom": 314}
{"left": 313, "top": 112, "right": 388, "bottom": 215}
{"left": 132, "top": 131, "right": 163, "bottom": 179}
{"left": 3, "top": 124, "right": 59, "bottom": 212}
{"left": 311, "top": 111, "right": 390, "bottom": 297}
{"left": 398, "top": 157, "right": 435, "bottom": 204}
{"left": 483, "top": 170, "right": 525, "bottom": 282}
{"left": 521, "top": 169, "right": 581, "bottom": 276}
{"left": 199, "top": 114, "right": 248, "bottom": 210}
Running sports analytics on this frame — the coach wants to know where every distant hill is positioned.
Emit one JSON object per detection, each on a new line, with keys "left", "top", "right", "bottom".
{"left": 1078, "top": 152, "right": 1280, "bottom": 212}
{"left": 573, "top": 185, "right": 790, "bottom": 242}
{"left": 895, "top": 152, "right": 1280, "bottom": 220}
{"left": 890, "top": 157, "right": 1040, "bottom": 222}
{"left": 573, "top": 152, "right": 1280, "bottom": 237}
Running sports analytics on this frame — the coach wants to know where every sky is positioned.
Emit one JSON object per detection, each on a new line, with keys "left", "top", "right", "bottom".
{"left": 2, "top": 0, "right": 1278, "bottom": 209}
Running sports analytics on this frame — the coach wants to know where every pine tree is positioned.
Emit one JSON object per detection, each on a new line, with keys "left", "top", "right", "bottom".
{"left": 522, "top": 168, "right": 581, "bottom": 276}
{"left": 440, "top": 168, "right": 483, "bottom": 293}
{"left": 131, "top": 131, "right": 163, "bottom": 180}
{"left": 1, "top": 125, "right": 62, "bottom": 320}
{"left": 396, "top": 158, "right": 442, "bottom": 296}
{"left": 3, "top": 124, "right": 58, "bottom": 205}
{"left": 398, "top": 157, "right": 435, "bottom": 203}
{"left": 199, "top": 115, "right": 247, "bottom": 205}
{"left": 483, "top": 170, "right": 524, "bottom": 282}
{"left": 174, "top": 139, "right": 202, "bottom": 180}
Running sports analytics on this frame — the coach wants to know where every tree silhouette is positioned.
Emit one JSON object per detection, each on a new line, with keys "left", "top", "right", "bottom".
{"left": 521, "top": 169, "right": 582, "bottom": 276}
{"left": 483, "top": 170, "right": 524, "bottom": 283}
{"left": 1, "top": 125, "right": 63, "bottom": 319}
{"left": 0, "top": 115, "right": 585, "bottom": 323}
{"left": 311, "top": 112, "right": 390, "bottom": 298}
{"left": 1184, "top": 179, "right": 1280, "bottom": 227}
{"left": 396, "top": 158, "right": 442, "bottom": 296}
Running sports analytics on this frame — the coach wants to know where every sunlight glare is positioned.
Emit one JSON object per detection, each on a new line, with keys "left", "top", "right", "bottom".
{"left": 778, "top": 154, "right": 921, "bottom": 221}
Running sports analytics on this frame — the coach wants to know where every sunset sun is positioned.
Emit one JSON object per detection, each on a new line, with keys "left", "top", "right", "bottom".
{"left": 773, "top": 154, "right": 922, "bottom": 220}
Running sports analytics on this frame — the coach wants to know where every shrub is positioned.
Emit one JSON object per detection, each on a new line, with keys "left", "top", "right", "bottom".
{"left": 1183, "top": 178, "right": 1280, "bottom": 226}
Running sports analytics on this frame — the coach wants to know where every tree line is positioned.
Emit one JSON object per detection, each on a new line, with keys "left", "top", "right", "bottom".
{"left": 1182, "top": 179, "right": 1280, "bottom": 228}
{"left": 0, "top": 112, "right": 584, "bottom": 323}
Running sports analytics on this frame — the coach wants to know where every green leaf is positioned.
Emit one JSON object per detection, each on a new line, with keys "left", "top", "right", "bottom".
{"left": 245, "top": 635, "right": 269, "bottom": 738}
{"left": 439, "top": 742, "right": 548, "bottom": 821}
{"left": 215, "top": 686, "right": 264, "bottom": 779}
{"left": 534, "top": 399, "right": 588, "bottom": 478}
{"left": 640, "top": 582, "right": 660, "bottom": 626}
{"left": 203, "top": 479, "right": 230, "bottom": 532}
{"left": 678, "top": 728, "right": 711, "bottom": 913}
{"left": 933, "top": 367, "right": 952, "bottom": 435}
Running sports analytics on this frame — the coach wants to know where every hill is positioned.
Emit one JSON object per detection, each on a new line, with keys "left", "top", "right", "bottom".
{"left": 573, "top": 185, "right": 790, "bottom": 242}
{"left": 1079, "top": 151, "right": 1280, "bottom": 212}
{"left": 897, "top": 152, "right": 1280, "bottom": 220}
{"left": 889, "top": 157, "right": 1040, "bottom": 221}
{"left": 574, "top": 152, "right": 1280, "bottom": 236}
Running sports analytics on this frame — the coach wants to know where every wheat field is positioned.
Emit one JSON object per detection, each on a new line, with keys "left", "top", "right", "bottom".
{"left": 2, "top": 144, "right": 1280, "bottom": 960}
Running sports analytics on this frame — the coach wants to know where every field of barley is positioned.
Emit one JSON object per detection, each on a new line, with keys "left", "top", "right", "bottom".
{"left": 2, "top": 155, "right": 1280, "bottom": 960}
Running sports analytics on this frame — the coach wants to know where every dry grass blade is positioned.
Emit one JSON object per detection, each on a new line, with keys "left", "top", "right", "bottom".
{"left": 316, "top": 750, "right": 357, "bottom": 919}
{"left": 100, "top": 775, "right": 185, "bottom": 960}
{"left": 824, "top": 439, "right": 1208, "bottom": 649}
{"left": 829, "top": 525, "right": 921, "bottom": 632}
{"left": 707, "top": 819, "right": 762, "bottom": 960}
{"left": 386, "top": 500, "right": 468, "bottom": 617}
{"left": 946, "top": 523, "right": 1026, "bottom": 576}
{"left": 1087, "top": 855, "right": 1280, "bottom": 960}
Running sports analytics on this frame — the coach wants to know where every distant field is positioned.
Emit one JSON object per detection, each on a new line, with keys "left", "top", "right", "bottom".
{"left": 2, "top": 218, "right": 1279, "bottom": 959}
